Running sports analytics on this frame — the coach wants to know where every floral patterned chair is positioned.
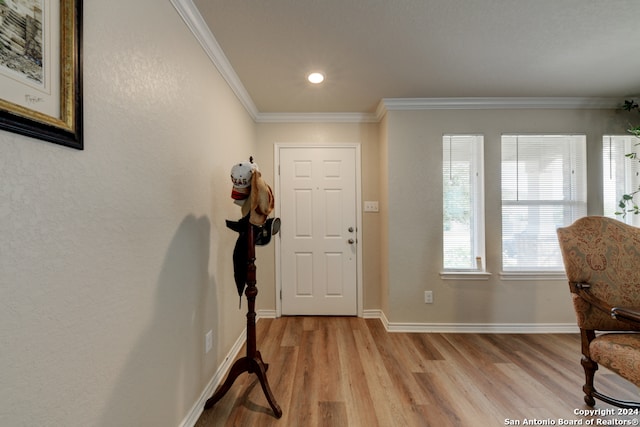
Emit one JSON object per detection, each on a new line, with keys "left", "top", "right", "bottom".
{"left": 557, "top": 216, "right": 640, "bottom": 408}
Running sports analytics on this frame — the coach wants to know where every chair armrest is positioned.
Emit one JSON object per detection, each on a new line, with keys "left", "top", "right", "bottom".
{"left": 573, "top": 282, "right": 640, "bottom": 328}
{"left": 611, "top": 307, "right": 640, "bottom": 326}
{"left": 572, "top": 282, "right": 614, "bottom": 314}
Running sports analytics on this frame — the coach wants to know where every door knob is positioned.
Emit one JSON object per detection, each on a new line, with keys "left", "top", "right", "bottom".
{"left": 348, "top": 227, "right": 354, "bottom": 233}
{"left": 348, "top": 238, "right": 355, "bottom": 244}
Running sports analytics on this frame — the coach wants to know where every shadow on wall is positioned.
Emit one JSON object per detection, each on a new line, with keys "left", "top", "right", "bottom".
{"left": 98, "top": 214, "right": 217, "bottom": 427}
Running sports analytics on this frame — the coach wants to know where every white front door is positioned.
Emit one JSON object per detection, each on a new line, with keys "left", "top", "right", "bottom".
{"left": 276, "top": 145, "right": 359, "bottom": 316}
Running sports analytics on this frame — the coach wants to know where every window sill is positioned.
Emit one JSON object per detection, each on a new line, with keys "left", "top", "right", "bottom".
{"left": 499, "top": 271, "right": 567, "bottom": 281}
{"left": 440, "top": 271, "right": 492, "bottom": 281}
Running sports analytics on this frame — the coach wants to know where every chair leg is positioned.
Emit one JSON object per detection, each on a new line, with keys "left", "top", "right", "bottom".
{"left": 580, "top": 329, "right": 598, "bottom": 407}
{"left": 578, "top": 329, "right": 640, "bottom": 409}
{"left": 581, "top": 355, "right": 598, "bottom": 407}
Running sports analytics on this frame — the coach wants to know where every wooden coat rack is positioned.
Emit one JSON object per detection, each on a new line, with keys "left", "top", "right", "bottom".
{"left": 204, "top": 222, "right": 282, "bottom": 418}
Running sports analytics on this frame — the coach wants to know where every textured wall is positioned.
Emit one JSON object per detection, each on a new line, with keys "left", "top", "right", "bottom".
{"left": 383, "top": 108, "right": 630, "bottom": 325}
{"left": 0, "top": 1, "right": 255, "bottom": 426}
{"left": 1, "top": 1, "right": 634, "bottom": 426}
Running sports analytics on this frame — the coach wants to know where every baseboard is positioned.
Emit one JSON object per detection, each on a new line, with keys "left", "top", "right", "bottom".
{"left": 179, "top": 312, "right": 281, "bottom": 427}
{"left": 179, "top": 325, "right": 248, "bottom": 427}
{"left": 384, "top": 322, "right": 579, "bottom": 333}
{"left": 257, "top": 309, "right": 277, "bottom": 319}
{"left": 362, "top": 309, "right": 578, "bottom": 333}
{"left": 362, "top": 309, "right": 388, "bottom": 326}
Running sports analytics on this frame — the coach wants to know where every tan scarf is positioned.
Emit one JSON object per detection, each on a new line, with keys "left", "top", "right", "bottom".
{"left": 241, "top": 169, "right": 274, "bottom": 226}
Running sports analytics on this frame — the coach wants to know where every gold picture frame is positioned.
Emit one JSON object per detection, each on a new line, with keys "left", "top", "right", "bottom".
{"left": 0, "top": 0, "right": 82, "bottom": 149}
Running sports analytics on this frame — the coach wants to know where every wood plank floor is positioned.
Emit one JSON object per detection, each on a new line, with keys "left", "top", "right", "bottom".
{"left": 195, "top": 317, "right": 640, "bottom": 427}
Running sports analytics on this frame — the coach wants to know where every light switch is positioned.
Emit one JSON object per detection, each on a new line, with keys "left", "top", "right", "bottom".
{"left": 364, "top": 201, "right": 379, "bottom": 212}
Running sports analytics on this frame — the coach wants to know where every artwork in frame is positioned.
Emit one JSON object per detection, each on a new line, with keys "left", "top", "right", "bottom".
{"left": 0, "top": 0, "right": 82, "bottom": 150}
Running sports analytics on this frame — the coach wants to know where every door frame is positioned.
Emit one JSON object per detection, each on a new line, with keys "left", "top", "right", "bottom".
{"left": 274, "top": 143, "right": 363, "bottom": 317}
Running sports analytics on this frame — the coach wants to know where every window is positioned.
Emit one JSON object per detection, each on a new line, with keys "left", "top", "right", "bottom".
{"left": 443, "top": 135, "right": 485, "bottom": 271}
{"left": 603, "top": 135, "right": 640, "bottom": 227}
{"left": 501, "top": 135, "right": 587, "bottom": 272}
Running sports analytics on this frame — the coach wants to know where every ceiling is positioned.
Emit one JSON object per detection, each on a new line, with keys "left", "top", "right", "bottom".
{"left": 191, "top": 0, "right": 640, "bottom": 115}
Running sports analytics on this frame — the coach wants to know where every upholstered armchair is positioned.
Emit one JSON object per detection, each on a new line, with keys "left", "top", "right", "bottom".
{"left": 557, "top": 216, "right": 640, "bottom": 408}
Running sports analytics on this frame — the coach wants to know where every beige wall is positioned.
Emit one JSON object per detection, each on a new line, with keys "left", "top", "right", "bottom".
{"left": 0, "top": 1, "right": 256, "bottom": 426}
{"left": 382, "top": 108, "right": 631, "bottom": 325}
{"left": 254, "top": 122, "right": 382, "bottom": 311}
{"left": 379, "top": 115, "right": 391, "bottom": 315}
{"left": 1, "top": 2, "right": 635, "bottom": 426}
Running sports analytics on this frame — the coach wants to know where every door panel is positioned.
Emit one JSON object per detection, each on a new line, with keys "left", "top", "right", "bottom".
{"left": 279, "top": 146, "right": 357, "bottom": 315}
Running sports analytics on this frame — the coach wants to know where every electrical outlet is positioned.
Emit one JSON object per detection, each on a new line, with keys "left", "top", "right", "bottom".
{"left": 424, "top": 291, "right": 433, "bottom": 304}
{"left": 205, "top": 330, "right": 213, "bottom": 353}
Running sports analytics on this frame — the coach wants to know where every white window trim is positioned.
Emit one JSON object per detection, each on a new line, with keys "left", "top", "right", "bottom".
{"left": 442, "top": 134, "right": 487, "bottom": 273}
{"left": 602, "top": 135, "right": 640, "bottom": 227}
{"left": 500, "top": 134, "right": 587, "bottom": 275}
{"left": 440, "top": 271, "right": 492, "bottom": 281}
{"left": 499, "top": 271, "right": 567, "bottom": 281}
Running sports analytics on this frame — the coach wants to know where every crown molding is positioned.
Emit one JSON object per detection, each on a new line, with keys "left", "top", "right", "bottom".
{"left": 258, "top": 98, "right": 621, "bottom": 123}
{"left": 171, "top": 0, "right": 376, "bottom": 124}
{"left": 377, "top": 97, "right": 621, "bottom": 119}
{"left": 255, "top": 112, "right": 378, "bottom": 123}
{"left": 169, "top": 2, "right": 624, "bottom": 125}
{"left": 170, "top": 0, "right": 259, "bottom": 120}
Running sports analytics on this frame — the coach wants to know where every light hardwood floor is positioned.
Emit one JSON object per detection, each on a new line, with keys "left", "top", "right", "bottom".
{"left": 195, "top": 317, "right": 640, "bottom": 427}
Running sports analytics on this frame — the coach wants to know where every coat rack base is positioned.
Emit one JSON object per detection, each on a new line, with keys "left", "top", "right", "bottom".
{"left": 203, "top": 350, "right": 282, "bottom": 418}
{"left": 203, "top": 221, "right": 282, "bottom": 419}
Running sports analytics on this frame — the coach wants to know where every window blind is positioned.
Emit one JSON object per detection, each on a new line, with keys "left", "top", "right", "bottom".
{"left": 501, "top": 135, "right": 587, "bottom": 271}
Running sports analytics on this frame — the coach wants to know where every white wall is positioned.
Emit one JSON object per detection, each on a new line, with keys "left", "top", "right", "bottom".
{"left": 0, "top": 1, "right": 255, "bottom": 426}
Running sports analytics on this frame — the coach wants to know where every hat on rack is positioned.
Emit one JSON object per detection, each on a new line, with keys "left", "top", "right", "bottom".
{"left": 230, "top": 161, "right": 255, "bottom": 200}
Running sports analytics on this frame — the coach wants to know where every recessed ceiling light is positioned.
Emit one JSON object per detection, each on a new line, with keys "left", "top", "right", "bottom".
{"left": 307, "top": 72, "right": 325, "bottom": 84}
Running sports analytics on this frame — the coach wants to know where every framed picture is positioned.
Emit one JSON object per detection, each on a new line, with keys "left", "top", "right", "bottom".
{"left": 0, "top": 0, "right": 82, "bottom": 150}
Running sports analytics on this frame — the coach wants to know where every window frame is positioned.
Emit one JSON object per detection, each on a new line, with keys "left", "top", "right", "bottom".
{"left": 441, "top": 134, "right": 489, "bottom": 280}
{"left": 602, "top": 135, "right": 640, "bottom": 227}
{"left": 500, "top": 134, "right": 587, "bottom": 279}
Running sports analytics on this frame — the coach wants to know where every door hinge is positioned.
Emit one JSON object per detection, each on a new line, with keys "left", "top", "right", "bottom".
{"left": 280, "top": 289, "right": 282, "bottom": 300}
